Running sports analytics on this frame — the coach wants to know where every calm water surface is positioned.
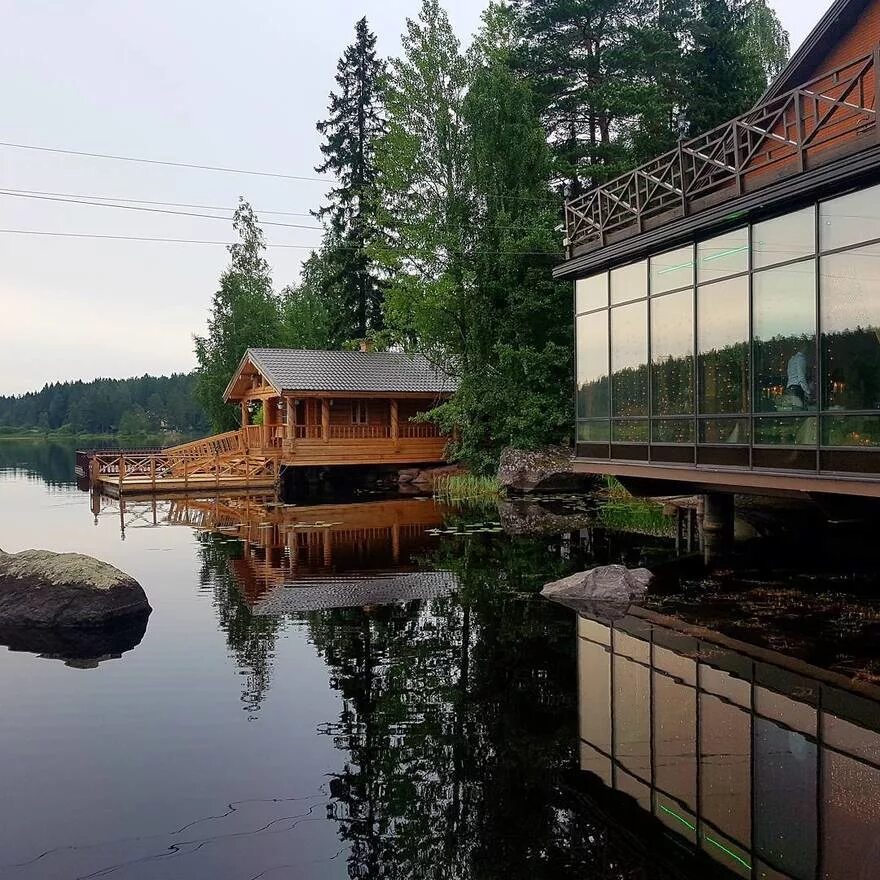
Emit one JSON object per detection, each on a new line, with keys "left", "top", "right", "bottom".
{"left": 1, "top": 441, "right": 879, "bottom": 879}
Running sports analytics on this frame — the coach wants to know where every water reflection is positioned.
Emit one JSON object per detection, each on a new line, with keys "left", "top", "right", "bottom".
{"left": 576, "top": 607, "right": 880, "bottom": 879}
{"left": 0, "top": 613, "right": 148, "bottom": 668}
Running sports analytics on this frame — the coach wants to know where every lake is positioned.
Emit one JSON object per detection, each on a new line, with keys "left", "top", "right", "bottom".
{"left": 1, "top": 441, "right": 879, "bottom": 879}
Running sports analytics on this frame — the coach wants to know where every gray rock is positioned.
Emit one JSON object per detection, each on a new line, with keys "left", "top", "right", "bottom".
{"left": 0, "top": 548, "right": 151, "bottom": 628}
{"left": 497, "top": 446, "right": 594, "bottom": 494}
{"left": 542, "top": 564, "right": 653, "bottom": 602}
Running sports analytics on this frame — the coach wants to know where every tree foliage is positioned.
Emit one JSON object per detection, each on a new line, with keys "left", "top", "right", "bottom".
{"left": 193, "top": 200, "right": 281, "bottom": 432}
{"left": 377, "top": 3, "right": 571, "bottom": 471}
{"left": 513, "top": 0, "right": 790, "bottom": 188}
{"left": 314, "top": 17, "right": 387, "bottom": 342}
{"left": 0, "top": 373, "right": 207, "bottom": 436}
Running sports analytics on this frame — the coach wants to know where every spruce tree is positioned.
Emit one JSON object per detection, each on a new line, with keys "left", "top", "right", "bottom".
{"left": 685, "top": 0, "right": 789, "bottom": 137}
{"left": 314, "top": 17, "right": 386, "bottom": 342}
{"left": 193, "top": 200, "right": 280, "bottom": 431}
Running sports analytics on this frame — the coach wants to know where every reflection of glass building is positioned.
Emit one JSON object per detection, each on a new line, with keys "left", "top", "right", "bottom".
{"left": 577, "top": 610, "right": 880, "bottom": 879}
{"left": 560, "top": 0, "right": 880, "bottom": 495}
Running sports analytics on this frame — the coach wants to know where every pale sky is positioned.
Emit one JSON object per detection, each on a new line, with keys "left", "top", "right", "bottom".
{"left": 0, "top": 0, "right": 827, "bottom": 395}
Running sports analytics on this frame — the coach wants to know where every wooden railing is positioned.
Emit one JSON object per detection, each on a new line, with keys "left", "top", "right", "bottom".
{"left": 564, "top": 49, "right": 879, "bottom": 252}
{"left": 330, "top": 424, "right": 392, "bottom": 440}
{"left": 400, "top": 422, "right": 442, "bottom": 439}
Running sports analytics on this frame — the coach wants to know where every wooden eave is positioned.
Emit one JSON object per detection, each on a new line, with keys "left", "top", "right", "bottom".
{"left": 759, "top": 0, "right": 871, "bottom": 102}
{"left": 223, "top": 354, "right": 282, "bottom": 402}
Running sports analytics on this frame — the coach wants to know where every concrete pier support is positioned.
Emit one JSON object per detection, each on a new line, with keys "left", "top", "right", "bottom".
{"left": 702, "top": 492, "right": 734, "bottom": 565}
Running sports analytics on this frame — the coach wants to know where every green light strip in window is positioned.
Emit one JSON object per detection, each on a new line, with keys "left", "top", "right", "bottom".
{"left": 657, "top": 261, "right": 694, "bottom": 275}
{"left": 700, "top": 244, "right": 748, "bottom": 263}
{"left": 703, "top": 834, "right": 752, "bottom": 870}
{"left": 657, "top": 803, "right": 696, "bottom": 831}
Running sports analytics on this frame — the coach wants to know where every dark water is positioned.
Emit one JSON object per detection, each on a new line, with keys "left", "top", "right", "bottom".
{"left": 1, "top": 443, "right": 879, "bottom": 879}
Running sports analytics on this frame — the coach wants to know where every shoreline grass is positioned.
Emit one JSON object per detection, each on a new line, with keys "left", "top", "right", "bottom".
{"left": 434, "top": 473, "right": 503, "bottom": 504}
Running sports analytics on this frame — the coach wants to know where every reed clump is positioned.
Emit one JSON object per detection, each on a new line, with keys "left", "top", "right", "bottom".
{"left": 434, "top": 473, "right": 503, "bottom": 504}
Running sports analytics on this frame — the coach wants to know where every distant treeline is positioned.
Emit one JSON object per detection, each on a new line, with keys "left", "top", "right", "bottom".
{"left": 0, "top": 373, "right": 209, "bottom": 436}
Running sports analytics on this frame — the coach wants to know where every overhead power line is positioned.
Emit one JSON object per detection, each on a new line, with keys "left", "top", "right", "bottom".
{"left": 0, "top": 188, "right": 316, "bottom": 217}
{"left": 0, "top": 190, "right": 324, "bottom": 231}
{"left": 0, "top": 140, "right": 329, "bottom": 183}
{"left": 0, "top": 227, "right": 563, "bottom": 256}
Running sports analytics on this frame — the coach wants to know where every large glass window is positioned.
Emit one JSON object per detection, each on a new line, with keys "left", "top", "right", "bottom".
{"left": 752, "top": 207, "right": 815, "bottom": 269}
{"left": 697, "top": 227, "right": 748, "bottom": 283}
{"left": 698, "top": 276, "right": 749, "bottom": 414}
{"left": 573, "top": 185, "right": 880, "bottom": 469}
{"left": 652, "top": 289, "right": 694, "bottom": 415}
{"left": 651, "top": 245, "right": 694, "bottom": 294}
{"left": 753, "top": 260, "right": 816, "bottom": 414}
{"left": 576, "top": 273, "right": 607, "bottom": 313}
{"left": 820, "top": 182, "right": 880, "bottom": 252}
{"left": 576, "top": 311, "right": 609, "bottom": 418}
{"left": 611, "top": 301, "right": 648, "bottom": 416}
{"left": 610, "top": 260, "right": 647, "bottom": 305}
{"left": 821, "top": 245, "right": 880, "bottom": 411}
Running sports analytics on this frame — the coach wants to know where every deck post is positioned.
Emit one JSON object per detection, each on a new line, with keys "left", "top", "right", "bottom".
{"left": 321, "top": 398, "right": 330, "bottom": 444}
{"left": 240, "top": 400, "right": 249, "bottom": 427}
{"left": 150, "top": 457, "right": 156, "bottom": 492}
{"left": 118, "top": 455, "right": 126, "bottom": 491}
{"left": 390, "top": 400, "right": 399, "bottom": 450}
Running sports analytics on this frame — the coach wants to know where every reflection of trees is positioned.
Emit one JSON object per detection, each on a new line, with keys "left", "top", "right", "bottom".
{"left": 0, "top": 439, "right": 79, "bottom": 487}
{"left": 823, "top": 327, "right": 880, "bottom": 411}
{"left": 196, "top": 533, "right": 283, "bottom": 718}
{"left": 310, "top": 533, "right": 603, "bottom": 879}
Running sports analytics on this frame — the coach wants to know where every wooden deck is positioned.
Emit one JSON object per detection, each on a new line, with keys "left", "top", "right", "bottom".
{"left": 86, "top": 424, "right": 449, "bottom": 496}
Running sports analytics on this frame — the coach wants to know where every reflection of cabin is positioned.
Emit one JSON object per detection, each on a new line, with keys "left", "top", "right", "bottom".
{"left": 560, "top": 0, "right": 880, "bottom": 499}
{"left": 170, "top": 496, "right": 451, "bottom": 610}
{"left": 87, "top": 349, "right": 457, "bottom": 495}
{"left": 577, "top": 607, "right": 880, "bottom": 878}
{"left": 225, "top": 348, "right": 455, "bottom": 466}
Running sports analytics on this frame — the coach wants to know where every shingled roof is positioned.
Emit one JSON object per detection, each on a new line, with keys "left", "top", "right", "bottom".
{"left": 225, "top": 348, "right": 457, "bottom": 399}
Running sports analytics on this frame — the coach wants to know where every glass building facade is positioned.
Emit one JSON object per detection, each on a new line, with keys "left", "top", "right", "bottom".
{"left": 574, "top": 181, "right": 880, "bottom": 472}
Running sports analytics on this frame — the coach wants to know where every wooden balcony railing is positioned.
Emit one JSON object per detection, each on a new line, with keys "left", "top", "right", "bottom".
{"left": 564, "top": 48, "right": 879, "bottom": 253}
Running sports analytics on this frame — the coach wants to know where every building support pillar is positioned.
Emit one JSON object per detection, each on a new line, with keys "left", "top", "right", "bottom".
{"left": 321, "top": 398, "right": 330, "bottom": 443}
{"left": 240, "top": 400, "right": 249, "bottom": 427}
{"left": 702, "top": 492, "right": 734, "bottom": 565}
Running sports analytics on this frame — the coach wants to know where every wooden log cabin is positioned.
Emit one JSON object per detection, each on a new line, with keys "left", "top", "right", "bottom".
{"left": 557, "top": 0, "right": 880, "bottom": 502}
{"left": 86, "top": 348, "right": 456, "bottom": 496}
{"left": 223, "top": 347, "right": 456, "bottom": 468}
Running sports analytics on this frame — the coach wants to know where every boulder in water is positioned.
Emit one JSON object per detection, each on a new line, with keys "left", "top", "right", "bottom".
{"left": 0, "top": 549, "right": 151, "bottom": 628}
{"left": 497, "top": 446, "right": 594, "bottom": 494}
{"left": 542, "top": 564, "right": 653, "bottom": 603}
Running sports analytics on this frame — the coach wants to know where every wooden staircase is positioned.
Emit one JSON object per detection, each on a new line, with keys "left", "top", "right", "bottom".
{"left": 87, "top": 429, "right": 280, "bottom": 496}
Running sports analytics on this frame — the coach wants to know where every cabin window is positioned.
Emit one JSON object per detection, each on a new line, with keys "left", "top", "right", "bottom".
{"left": 819, "top": 182, "right": 880, "bottom": 252}
{"left": 697, "top": 276, "right": 749, "bottom": 416}
{"left": 352, "top": 401, "right": 369, "bottom": 424}
{"left": 575, "top": 273, "right": 608, "bottom": 313}
{"left": 651, "top": 289, "right": 694, "bottom": 415}
{"left": 650, "top": 245, "right": 694, "bottom": 295}
{"left": 753, "top": 260, "right": 817, "bottom": 425}
{"left": 697, "top": 227, "right": 748, "bottom": 283}
{"left": 610, "top": 260, "right": 647, "bottom": 305}
{"left": 611, "top": 300, "right": 648, "bottom": 418}
{"left": 752, "top": 207, "right": 815, "bottom": 269}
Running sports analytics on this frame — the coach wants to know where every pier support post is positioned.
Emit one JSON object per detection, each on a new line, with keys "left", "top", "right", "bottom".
{"left": 702, "top": 492, "right": 734, "bottom": 565}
